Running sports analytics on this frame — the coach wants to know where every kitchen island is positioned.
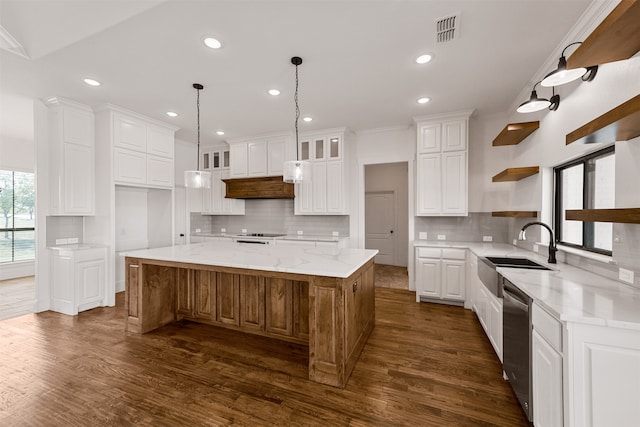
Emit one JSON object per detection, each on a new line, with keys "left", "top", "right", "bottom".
{"left": 123, "top": 242, "right": 378, "bottom": 388}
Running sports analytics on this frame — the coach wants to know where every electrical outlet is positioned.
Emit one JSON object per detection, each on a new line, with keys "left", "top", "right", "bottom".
{"left": 55, "top": 238, "right": 68, "bottom": 245}
{"left": 513, "top": 239, "right": 517, "bottom": 246}
{"left": 483, "top": 235, "right": 493, "bottom": 242}
{"left": 332, "top": 231, "right": 339, "bottom": 236}
{"left": 67, "top": 237, "right": 79, "bottom": 244}
{"left": 437, "top": 234, "right": 446, "bottom": 241}
{"left": 533, "top": 244, "right": 539, "bottom": 253}
{"left": 297, "top": 230, "right": 304, "bottom": 235}
{"left": 419, "top": 232, "right": 427, "bottom": 240}
{"left": 241, "top": 229, "right": 247, "bottom": 233}
{"left": 221, "top": 228, "right": 226, "bottom": 233}
{"left": 195, "top": 228, "right": 201, "bottom": 233}
{"left": 619, "top": 268, "right": 634, "bottom": 284}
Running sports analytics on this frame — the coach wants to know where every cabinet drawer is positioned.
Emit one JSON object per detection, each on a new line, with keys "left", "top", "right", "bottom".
{"left": 416, "top": 247, "right": 441, "bottom": 258}
{"left": 532, "top": 302, "right": 562, "bottom": 352}
{"left": 442, "top": 248, "right": 466, "bottom": 260}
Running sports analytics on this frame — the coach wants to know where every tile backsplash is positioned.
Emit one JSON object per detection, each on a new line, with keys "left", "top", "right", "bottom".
{"left": 46, "top": 216, "right": 83, "bottom": 246}
{"left": 415, "top": 212, "right": 518, "bottom": 243}
{"left": 192, "top": 199, "right": 349, "bottom": 236}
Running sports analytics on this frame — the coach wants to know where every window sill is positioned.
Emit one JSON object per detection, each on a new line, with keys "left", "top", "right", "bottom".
{"left": 557, "top": 243, "right": 615, "bottom": 264}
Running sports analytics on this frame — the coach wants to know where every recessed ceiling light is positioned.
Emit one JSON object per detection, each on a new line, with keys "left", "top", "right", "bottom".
{"left": 303, "top": 116, "right": 312, "bottom": 122}
{"left": 416, "top": 54, "right": 433, "bottom": 64}
{"left": 268, "top": 89, "right": 280, "bottom": 96}
{"left": 83, "top": 78, "right": 101, "bottom": 86}
{"left": 204, "top": 37, "right": 222, "bottom": 49}
{"left": 216, "top": 130, "right": 225, "bottom": 135}
{"left": 417, "top": 97, "right": 430, "bottom": 104}
{"left": 166, "top": 111, "right": 178, "bottom": 117}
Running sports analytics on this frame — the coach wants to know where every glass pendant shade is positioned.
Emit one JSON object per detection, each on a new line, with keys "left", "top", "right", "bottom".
{"left": 283, "top": 160, "right": 311, "bottom": 184}
{"left": 517, "top": 90, "right": 551, "bottom": 113}
{"left": 184, "top": 170, "right": 211, "bottom": 188}
{"left": 541, "top": 56, "right": 586, "bottom": 87}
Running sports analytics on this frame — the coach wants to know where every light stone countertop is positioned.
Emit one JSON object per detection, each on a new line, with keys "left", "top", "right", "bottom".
{"left": 121, "top": 241, "right": 377, "bottom": 279}
{"left": 192, "top": 232, "right": 349, "bottom": 243}
{"left": 414, "top": 240, "right": 640, "bottom": 330}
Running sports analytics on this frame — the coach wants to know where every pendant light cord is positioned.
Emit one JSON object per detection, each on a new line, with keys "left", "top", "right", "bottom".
{"left": 294, "top": 62, "right": 300, "bottom": 161}
{"left": 561, "top": 41, "right": 582, "bottom": 57}
{"left": 196, "top": 86, "right": 201, "bottom": 171}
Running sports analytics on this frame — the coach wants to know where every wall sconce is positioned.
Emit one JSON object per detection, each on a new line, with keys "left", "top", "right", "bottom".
{"left": 541, "top": 42, "right": 598, "bottom": 87}
{"left": 517, "top": 81, "right": 560, "bottom": 113}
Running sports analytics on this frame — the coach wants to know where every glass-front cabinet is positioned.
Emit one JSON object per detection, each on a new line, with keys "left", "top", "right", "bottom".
{"left": 202, "top": 147, "right": 230, "bottom": 171}
{"left": 299, "top": 134, "right": 341, "bottom": 162}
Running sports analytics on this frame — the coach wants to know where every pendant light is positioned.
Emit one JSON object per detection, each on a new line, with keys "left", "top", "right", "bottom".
{"left": 283, "top": 56, "right": 311, "bottom": 184}
{"left": 541, "top": 42, "right": 598, "bottom": 87}
{"left": 517, "top": 81, "right": 551, "bottom": 113}
{"left": 184, "top": 83, "right": 211, "bottom": 189}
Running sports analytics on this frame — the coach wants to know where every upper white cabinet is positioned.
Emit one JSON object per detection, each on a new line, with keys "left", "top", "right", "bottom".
{"left": 46, "top": 98, "right": 95, "bottom": 216}
{"left": 228, "top": 132, "right": 293, "bottom": 179}
{"left": 295, "top": 128, "right": 348, "bottom": 215}
{"left": 415, "top": 111, "right": 472, "bottom": 216}
{"left": 107, "top": 109, "right": 176, "bottom": 188}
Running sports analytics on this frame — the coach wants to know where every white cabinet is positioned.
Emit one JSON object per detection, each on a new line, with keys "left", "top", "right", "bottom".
{"left": 295, "top": 128, "right": 348, "bottom": 215}
{"left": 415, "top": 247, "right": 465, "bottom": 303}
{"left": 473, "top": 278, "right": 503, "bottom": 362}
{"left": 112, "top": 112, "right": 175, "bottom": 188}
{"left": 46, "top": 98, "right": 95, "bottom": 216}
{"left": 228, "top": 133, "right": 292, "bottom": 178}
{"left": 50, "top": 246, "right": 107, "bottom": 315}
{"left": 415, "top": 111, "right": 471, "bottom": 216}
{"left": 533, "top": 330, "right": 563, "bottom": 427}
{"left": 202, "top": 169, "right": 245, "bottom": 215}
{"left": 202, "top": 147, "right": 230, "bottom": 170}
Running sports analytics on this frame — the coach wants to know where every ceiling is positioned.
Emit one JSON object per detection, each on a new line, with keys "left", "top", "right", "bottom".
{"left": 0, "top": 0, "right": 592, "bottom": 145}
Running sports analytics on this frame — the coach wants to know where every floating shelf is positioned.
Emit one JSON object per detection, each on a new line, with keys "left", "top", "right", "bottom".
{"left": 566, "top": 94, "right": 640, "bottom": 145}
{"left": 565, "top": 208, "right": 640, "bottom": 224}
{"left": 567, "top": 0, "right": 640, "bottom": 69}
{"left": 492, "top": 167, "right": 540, "bottom": 182}
{"left": 492, "top": 211, "right": 538, "bottom": 218}
{"left": 492, "top": 121, "right": 540, "bottom": 146}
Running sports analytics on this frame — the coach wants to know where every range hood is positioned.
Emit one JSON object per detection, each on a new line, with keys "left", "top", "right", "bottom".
{"left": 223, "top": 176, "right": 295, "bottom": 199}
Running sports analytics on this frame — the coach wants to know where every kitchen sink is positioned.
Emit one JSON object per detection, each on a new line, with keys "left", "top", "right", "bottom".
{"left": 484, "top": 256, "right": 551, "bottom": 270}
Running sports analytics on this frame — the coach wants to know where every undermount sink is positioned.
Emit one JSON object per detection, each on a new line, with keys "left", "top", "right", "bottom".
{"left": 484, "top": 256, "right": 551, "bottom": 270}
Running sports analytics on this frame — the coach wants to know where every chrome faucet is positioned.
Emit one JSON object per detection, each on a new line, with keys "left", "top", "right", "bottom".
{"left": 518, "top": 221, "right": 557, "bottom": 264}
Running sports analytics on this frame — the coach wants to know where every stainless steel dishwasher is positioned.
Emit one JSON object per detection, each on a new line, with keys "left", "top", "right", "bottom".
{"left": 502, "top": 277, "right": 533, "bottom": 422}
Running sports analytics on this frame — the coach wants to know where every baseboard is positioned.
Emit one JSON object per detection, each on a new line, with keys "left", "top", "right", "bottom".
{"left": 0, "top": 261, "right": 35, "bottom": 280}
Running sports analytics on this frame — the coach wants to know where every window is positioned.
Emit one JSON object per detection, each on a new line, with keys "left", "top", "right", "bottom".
{"left": 554, "top": 146, "right": 614, "bottom": 255}
{"left": 0, "top": 170, "right": 35, "bottom": 263}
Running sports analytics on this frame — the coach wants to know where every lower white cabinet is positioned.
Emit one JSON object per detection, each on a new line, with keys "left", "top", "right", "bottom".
{"left": 533, "top": 329, "right": 563, "bottom": 427}
{"left": 50, "top": 246, "right": 107, "bottom": 315}
{"left": 473, "top": 278, "right": 503, "bottom": 362}
{"left": 415, "top": 247, "right": 465, "bottom": 303}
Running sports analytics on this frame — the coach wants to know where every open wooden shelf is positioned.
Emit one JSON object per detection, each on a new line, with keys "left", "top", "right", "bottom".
{"left": 491, "top": 211, "right": 538, "bottom": 218}
{"left": 492, "top": 121, "right": 540, "bottom": 146}
{"left": 567, "top": 0, "right": 640, "bottom": 69}
{"left": 492, "top": 167, "right": 540, "bottom": 182}
{"left": 565, "top": 208, "right": 640, "bottom": 224}
{"left": 566, "top": 94, "right": 640, "bottom": 145}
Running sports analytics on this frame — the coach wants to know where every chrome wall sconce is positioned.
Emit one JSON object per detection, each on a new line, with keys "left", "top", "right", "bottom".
{"left": 541, "top": 42, "right": 598, "bottom": 87}
{"left": 517, "top": 81, "right": 560, "bottom": 113}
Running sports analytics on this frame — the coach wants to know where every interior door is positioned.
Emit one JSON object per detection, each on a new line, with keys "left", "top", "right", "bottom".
{"left": 365, "top": 191, "right": 395, "bottom": 265}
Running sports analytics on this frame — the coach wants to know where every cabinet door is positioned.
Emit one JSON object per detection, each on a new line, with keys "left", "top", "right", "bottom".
{"left": 532, "top": 330, "right": 563, "bottom": 427}
{"left": 476, "top": 284, "right": 489, "bottom": 334}
{"left": 147, "top": 155, "right": 174, "bottom": 188}
{"left": 345, "top": 274, "right": 364, "bottom": 359}
{"left": 488, "top": 295, "right": 503, "bottom": 361}
{"left": 114, "top": 115, "right": 146, "bottom": 152}
{"left": 195, "top": 270, "right": 216, "bottom": 321}
{"left": 441, "top": 151, "right": 467, "bottom": 215}
{"left": 147, "top": 125, "right": 174, "bottom": 158}
{"left": 114, "top": 148, "right": 147, "bottom": 185}
{"left": 441, "top": 260, "right": 465, "bottom": 301}
{"left": 441, "top": 119, "right": 466, "bottom": 152}
{"left": 64, "top": 143, "right": 94, "bottom": 214}
{"left": 176, "top": 268, "right": 194, "bottom": 317}
{"left": 417, "top": 123, "right": 441, "bottom": 153}
{"left": 415, "top": 258, "right": 440, "bottom": 299}
{"left": 247, "top": 140, "right": 267, "bottom": 177}
{"left": 50, "top": 252, "right": 75, "bottom": 315}
{"left": 295, "top": 180, "right": 313, "bottom": 214}
{"left": 63, "top": 108, "right": 93, "bottom": 147}
{"left": 265, "top": 278, "right": 293, "bottom": 337}
{"left": 312, "top": 162, "right": 327, "bottom": 213}
{"left": 326, "top": 161, "right": 344, "bottom": 213}
{"left": 267, "top": 137, "right": 286, "bottom": 176}
{"left": 229, "top": 143, "right": 248, "bottom": 178}
{"left": 416, "top": 154, "right": 441, "bottom": 215}
{"left": 239, "top": 275, "right": 264, "bottom": 331}
{"left": 210, "top": 170, "right": 223, "bottom": 213}
{"left": 313, "top": 137, "right": 326, "bottom": 161}
{"left": 293, "top": 281, "right": 309, "bottom": 340}
{"left": 216, "top": 272, "right": 240, "bottom": 325}
{"left": 328, "top": 135, "right": 341, "bottom": 160}
{"left": 77, "top": 258, "right": 105, "bottom": 310}
{"left": 220, "top": 170, "right": 245, "bottom": 215}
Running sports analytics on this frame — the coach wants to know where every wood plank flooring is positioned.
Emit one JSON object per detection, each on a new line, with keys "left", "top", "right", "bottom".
{"left": 0, "top": 287, "right": 528, "bottom": 426}
{"left": 0, "top": 276, "right": 35, "bottom": 321}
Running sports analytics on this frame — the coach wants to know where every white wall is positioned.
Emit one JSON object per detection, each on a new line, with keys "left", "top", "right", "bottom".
{"left": 174, "top": 139, "right": 196, "bottom": 187}
{"left": 0, "top": 93, "right": 34, "bottom": 172}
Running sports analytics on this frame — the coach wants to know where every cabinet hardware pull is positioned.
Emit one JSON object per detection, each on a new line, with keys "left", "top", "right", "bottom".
{"left": 353, "top": 282, "right": 358, "bottom": 292}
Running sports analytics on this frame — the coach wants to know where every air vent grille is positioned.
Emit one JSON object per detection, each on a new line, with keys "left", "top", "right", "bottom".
{"left": 436, "top": 14, "right": 459, "bottom": 43}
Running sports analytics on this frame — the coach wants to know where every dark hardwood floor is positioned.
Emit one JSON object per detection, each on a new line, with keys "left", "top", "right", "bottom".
{"left": 0, "top": 287, "right": 528, "bottom": 426}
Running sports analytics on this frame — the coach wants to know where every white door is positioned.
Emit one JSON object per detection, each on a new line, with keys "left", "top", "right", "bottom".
{"left": 174, "top": 187, "right": 187, "bottom": 245}
{"left": 365, "top": 191, "right": 395, "bottom": 265}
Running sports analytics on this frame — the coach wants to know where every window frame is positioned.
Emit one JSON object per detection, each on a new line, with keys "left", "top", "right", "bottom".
{"left": 553, "top": 145, "right": 615, "bottom": 256}
{"left": 0, "top": 170, "right": 36, "bottom": 263}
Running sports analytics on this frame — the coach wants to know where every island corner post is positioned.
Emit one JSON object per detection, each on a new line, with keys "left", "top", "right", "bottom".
{"left": 124, "top": 256, "right": 376, "bottom": 388}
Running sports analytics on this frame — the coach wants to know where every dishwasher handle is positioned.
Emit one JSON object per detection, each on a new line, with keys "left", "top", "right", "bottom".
{"left": 502, "top": 287, "right": 529, "bottom": 311}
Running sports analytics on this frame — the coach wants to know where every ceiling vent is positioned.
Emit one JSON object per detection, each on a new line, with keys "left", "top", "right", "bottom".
{"left": 436, "top": 13, "right": 459, "bottom": 43}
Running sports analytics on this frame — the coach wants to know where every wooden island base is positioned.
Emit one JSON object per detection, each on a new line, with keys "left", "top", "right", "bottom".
{"left": 125, "top": 257, "right": 375, "bottom": 388}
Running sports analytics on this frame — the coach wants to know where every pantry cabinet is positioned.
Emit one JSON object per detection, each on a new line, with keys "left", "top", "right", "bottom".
{"left": 415, "top": 111, "right": 472, "bottom": 216}
{"left": 46, "top": 98, "right": 95, "bottom": 216}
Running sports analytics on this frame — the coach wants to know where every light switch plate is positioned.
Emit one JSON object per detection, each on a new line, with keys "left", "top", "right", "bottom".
{"left": 67, "top": 237, "right": 79, "bottom": 244}
{"left": 419, "top": 232, "right": 427, "bottom": 240}
{"left": 332, "top": 231, "right": 339, "bottom": 236}
{"left": 533, "top": 244, "right": 539, "bottom": 253}
{"left": 437, "top": 234, "right": 446, "bottom": 241}
{"left": 483, "top": 235, "right": 493, "bottom": 242}
{"left": 55, "top": 238, "right": 68, "bottom": 245}
{"left": 195, "top": 228, "right": 201, "bottom": 233}
{"left": 619, "top": 268, "right": 634, "bottom": 284}
{"left": 297, "top": 230, "right": 303, "bottom": 235}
